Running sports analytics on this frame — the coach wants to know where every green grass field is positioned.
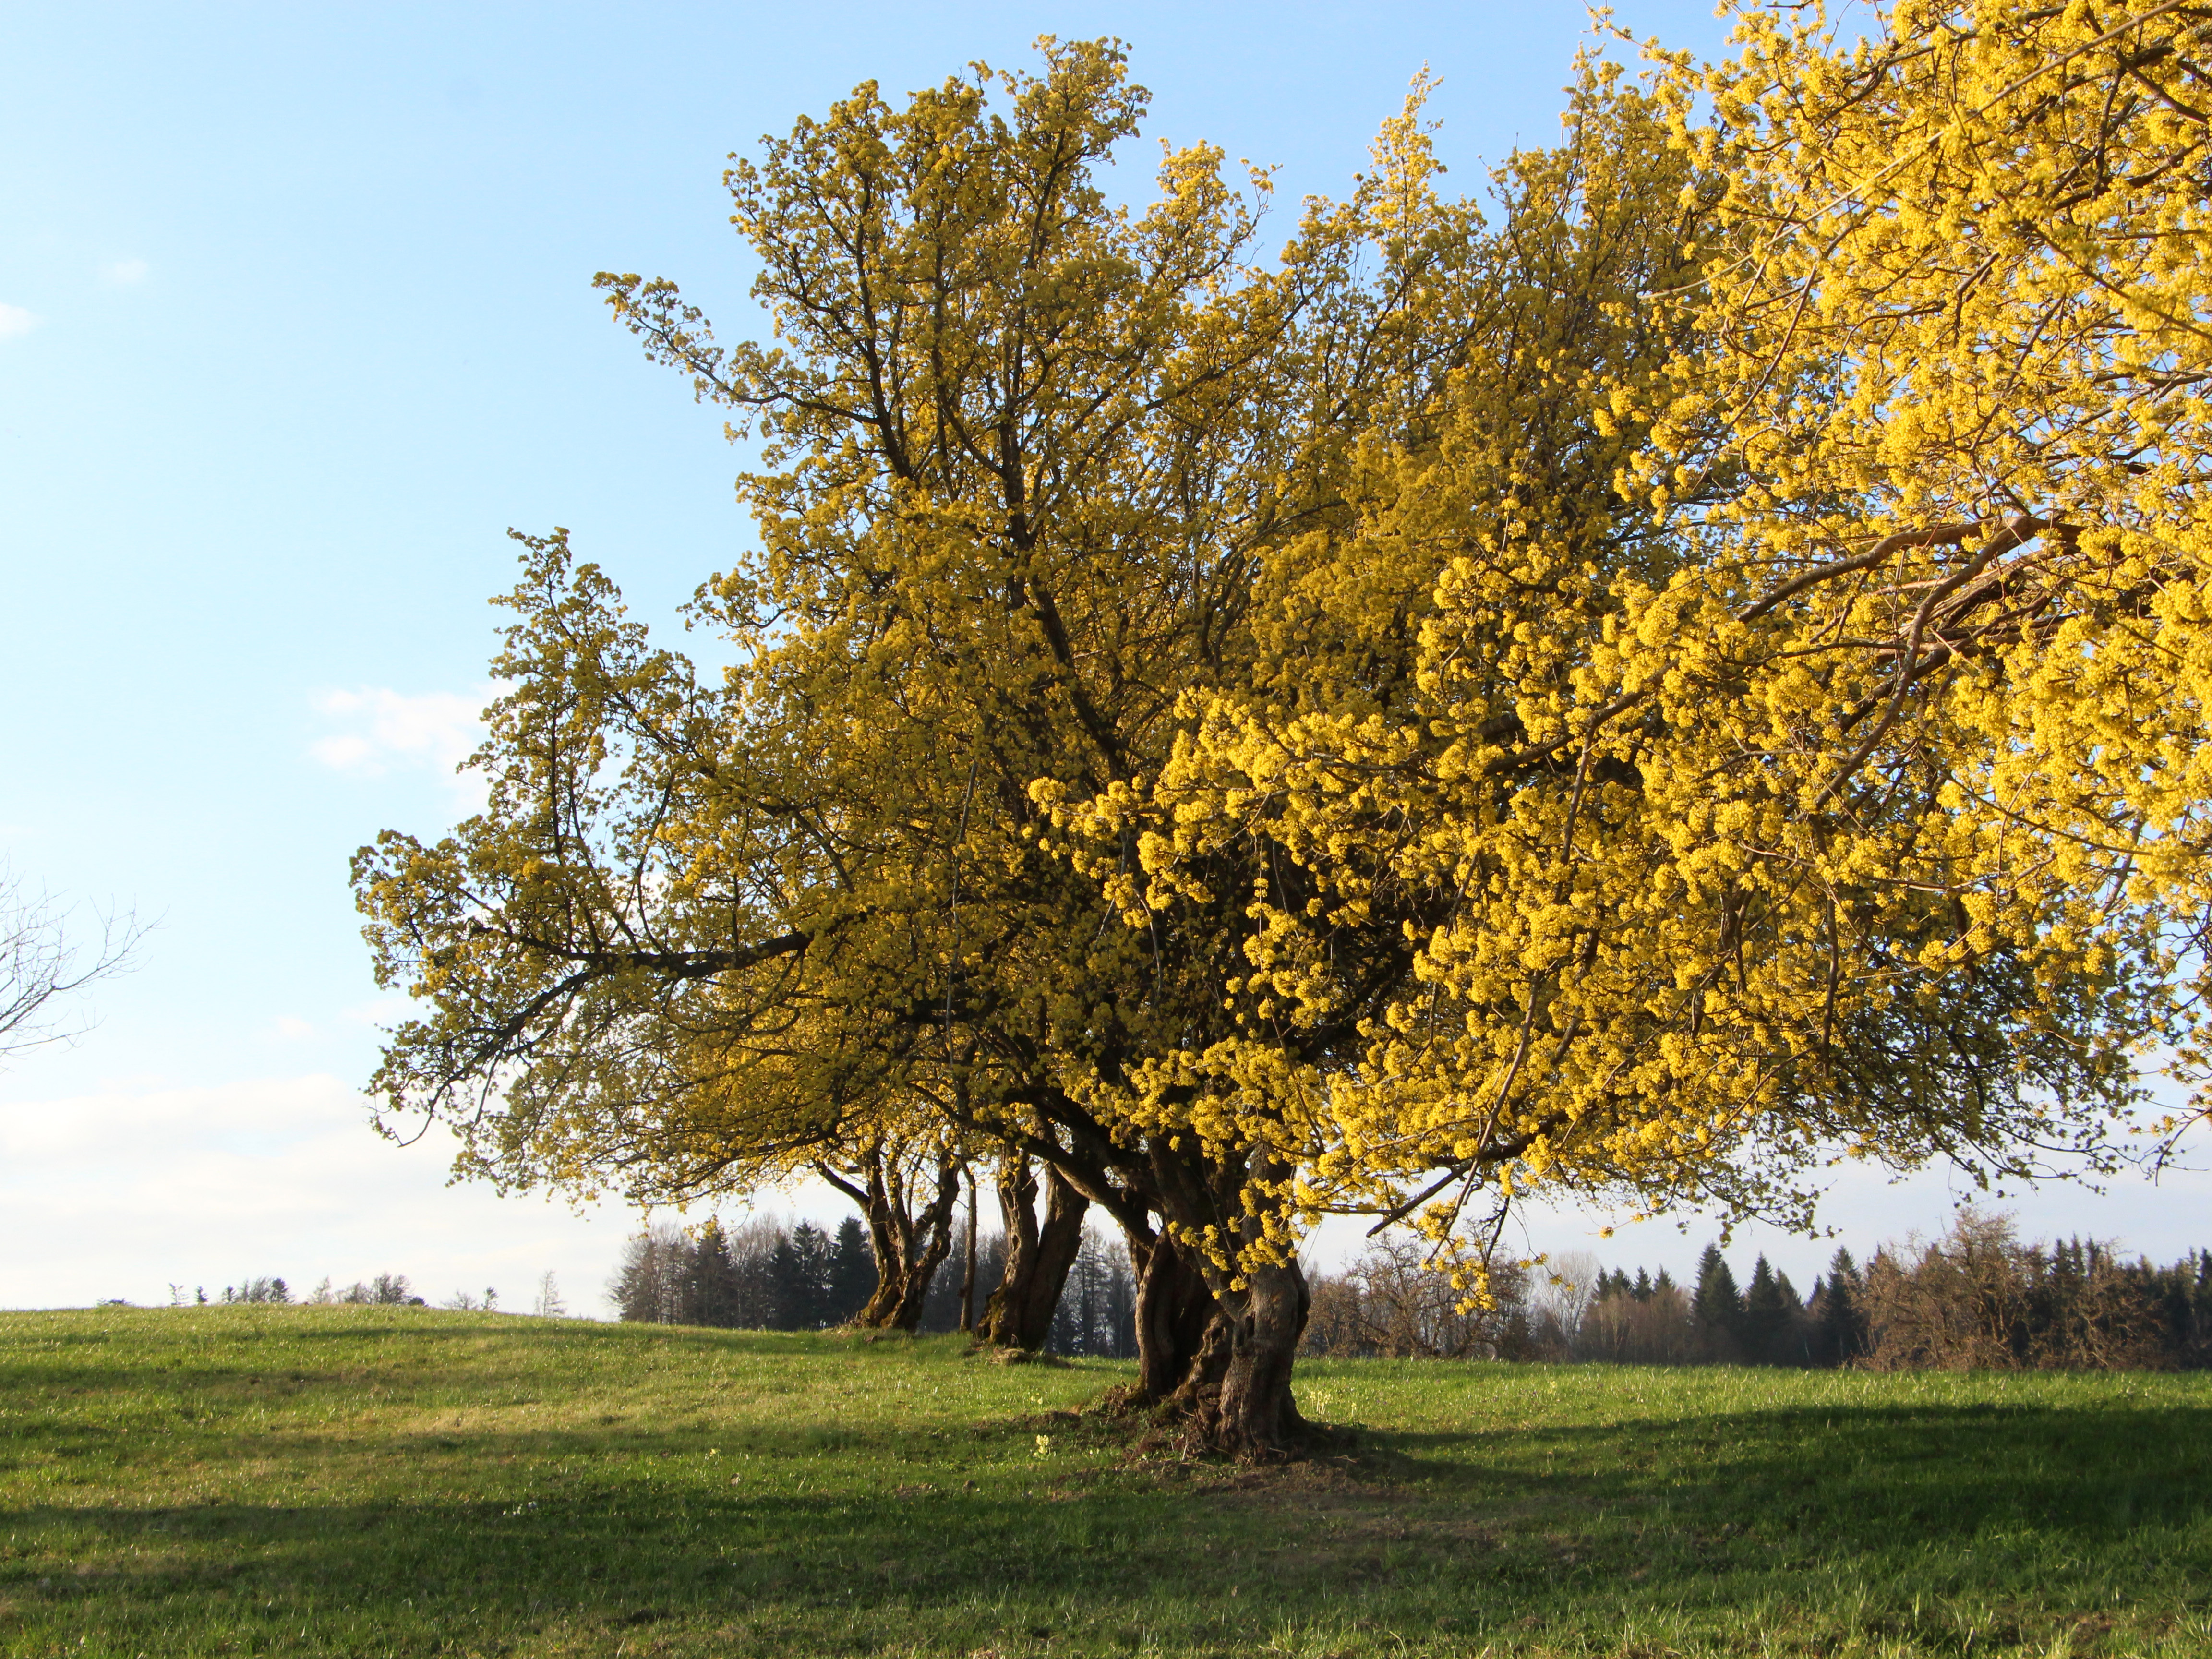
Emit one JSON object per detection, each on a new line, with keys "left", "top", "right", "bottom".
{"left": 2, "top": 1308, "right": 2208, "bottom": 1657}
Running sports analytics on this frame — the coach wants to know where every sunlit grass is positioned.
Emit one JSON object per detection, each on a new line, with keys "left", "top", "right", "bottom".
{"left": 1, "top": 1306, "right": 2207, "bottom": 1655}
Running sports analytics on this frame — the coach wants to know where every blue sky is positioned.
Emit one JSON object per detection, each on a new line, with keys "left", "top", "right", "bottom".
{"left": 4, "top": 0, "right": 2204, "bottom": 1315}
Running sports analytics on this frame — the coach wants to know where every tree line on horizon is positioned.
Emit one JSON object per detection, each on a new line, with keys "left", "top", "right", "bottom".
{"left": 161, "top": 1202, "right": 2210, "bottom": 1376}
{"left": 609, "top": 1214, "right": 1138, "bottom": 1358}
{"left": 609, "top": 1202, "right": 2211, "bottom": 1375}
{"left": 178, "top": 1272, "right": 571, "bottom": 1316}
{"left": 1307, "top": 1209, "right": 2212, "bottom": 1372}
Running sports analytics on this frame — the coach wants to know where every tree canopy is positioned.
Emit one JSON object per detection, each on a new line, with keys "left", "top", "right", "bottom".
{"left": 355, "top": 9, "right": 2212, "bottom": 1454}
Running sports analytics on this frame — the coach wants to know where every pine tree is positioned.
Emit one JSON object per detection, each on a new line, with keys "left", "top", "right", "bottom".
{"left": 764, "top": 1237, "right": 804, "bottom": 1330}
{"left": 686, "top": 1217, "right": 744, "bottom": 1327}
{"left": 826, "top": 1216, "right": 874, "bottom": 1326}
{"left": 1692, "top": 1244, "right": 1744, "bottom": 1362}
{"left": 1744, "top": 1259, "right": 1808, "bottom": 1366}
{"left": 1742, "top": 1257, "right": 1785, "bottom": 1364}
{"left": 767, "top": 1222, "right": 832, "bottom": 1329}
{"left": 1819, "top": 1248, "right": 1866, "bottom": 1366}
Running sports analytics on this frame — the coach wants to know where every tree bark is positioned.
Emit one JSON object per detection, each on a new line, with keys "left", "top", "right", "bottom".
{"left": 1007, "top": 1121, "right": 1313, "bottom": 1455}
{"left": 975, "top": 1157, "right": 1090, "bottom": 1349}
{"left": 1129, "top": 1230, "right": 1225, "bottom": 1404}
{"left": 1186, "top": 1255, "right": 1311, "bottom": 1457}
{"left": 1134, "top": 1141, "right": 1314, "bottom": 1457}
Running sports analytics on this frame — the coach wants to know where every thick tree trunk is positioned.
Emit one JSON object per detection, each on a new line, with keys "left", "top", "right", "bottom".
{"left": 975, "top": 1157, "right": 1090, "bottom": 1349}
{"left": 1186, "top": 1255, "right": 1311, "bottom": 1457}
{"left": 879, "top": 1153, "right": 961, "bottom": 1330}
{"left": 1134, "top": 1142, "right": 1314, "bottom": 1458}
{"left": 853, "top": 1190, "right": 911, "bottom": 1328}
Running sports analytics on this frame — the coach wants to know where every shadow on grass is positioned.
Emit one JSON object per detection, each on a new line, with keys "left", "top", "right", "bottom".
{"left": 8, "top": 1397, "right": 2211, "bottom": 1646}
{"left": 1364, "top": 1395, "right": 2212, "bottom": 1539}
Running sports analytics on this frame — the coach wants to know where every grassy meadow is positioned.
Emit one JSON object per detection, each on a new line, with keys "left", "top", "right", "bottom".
{"left": 1, "top": 1307, "right": 2207, "bottom": 1657}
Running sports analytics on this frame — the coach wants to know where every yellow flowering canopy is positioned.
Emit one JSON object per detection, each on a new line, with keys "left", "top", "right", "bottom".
{"left": 1057, "top": 4, "right": 2212, "bottom": 1262}
{"left": 355, "top": 16, "right": 2212, "bottom": 1448}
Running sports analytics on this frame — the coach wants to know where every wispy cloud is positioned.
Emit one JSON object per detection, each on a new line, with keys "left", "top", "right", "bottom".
{"left": 309, "top": 685, "right": 495, "bottom": 803}
{"left": 0, "top": 302, "right": 39, "bottom": 340}
{"left": 342, "top": 996, "right": 409, "bottom": 1029}
{"left": 99, "top": 258, "right": 149, "bottom": 288}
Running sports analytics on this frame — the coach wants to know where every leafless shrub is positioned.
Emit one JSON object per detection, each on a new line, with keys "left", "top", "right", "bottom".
{"left": 532, "top": 1271, "right": 567, "bottom": 1318}
{"left": 340, "top": 1273, "right": 421, "bottom": 1306}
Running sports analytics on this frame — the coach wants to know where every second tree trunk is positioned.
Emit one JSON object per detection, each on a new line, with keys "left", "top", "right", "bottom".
{"left": 975, "top": 1158, "right": 1090, "bottom": 1349}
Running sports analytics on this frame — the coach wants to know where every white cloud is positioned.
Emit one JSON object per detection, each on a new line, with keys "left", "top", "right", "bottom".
{"left": 0, "top": 1073, "right": 631, "bottom": 1312}
{"left": 309, "top": 685, "right": 495, "bottom": 803}
{"left": 99, "top": 258, "right": 149, "bottom": 288}
{"left": 271, "top": 1015, "right": 315, "bottom": 1041}
{"left": 0, "top": 302, "right": 38, "bottom": 339}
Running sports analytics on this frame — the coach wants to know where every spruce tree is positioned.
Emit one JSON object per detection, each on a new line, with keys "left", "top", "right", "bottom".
{"left": 768, "top": 1222, "right": 833, "bottom": 1329}
{"left": 1819, "top": 1248, "right": 1866, "bottom": 1365}
{"left": 1692, "top": 1244, "right": 1744, "bottom": 1362}
{"left": 826, "top": 1216, "right": 874, "bottom": 1326}
{"left": 686, "top": 1217, "right": 743, "bottom": 1327}
{"left": 764, "top": 1234, "right": 800, "bottom": 1330}
{"left": 1746, "top": 1261, "right": 1809, "bottom": 1365}
{"left": 1742, "top": 1257, "right": 1785, "bottom": 1364}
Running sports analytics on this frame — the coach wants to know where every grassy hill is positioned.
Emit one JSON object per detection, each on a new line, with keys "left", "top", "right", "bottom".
{"left": 1, "top": 1308, "right": 2208, "bottom": 1656}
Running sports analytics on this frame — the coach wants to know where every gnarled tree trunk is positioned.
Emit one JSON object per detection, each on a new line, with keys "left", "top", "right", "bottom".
{"left": 1135, "top": 1145, "right": 1313, "bottom": 1457}
{"left": 1187, "top": 1255, "right": 1311, "bottom": 1456}
{"left": 975, "top": 1156, "right": 1090, "bottom": 1350}
{"left": 1012, "top": 1106, "right": 1313, "bottom": 1455}
{"left": 1129, "top": 1229, "right": 1225, "bottom": 1405}
{"left": 818, "top": 1143, "right": 962, "bottom": 1331}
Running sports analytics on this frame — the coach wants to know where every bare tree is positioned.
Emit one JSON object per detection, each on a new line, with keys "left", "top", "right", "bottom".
{"left": 609, "top": 1222, "right": 691, "bottom": 1323}
{"left": 532, "top": 1271, "right": 566, "bottom": 1318}
{"left": 1, "top": 867, "right": 141, "bottom": 1066}
{"left": 1575, "top": 1276, "right": 1699, "bottom": 1364}
{"left": 1303, "top": 1238, "right": 1531, "bottom": 1359}
{"left": 1528, "top": 1251, "right": 1603, "bottom": 1353}
{"left": 1859, "top": 1207, "right": 2173, "bottom": 1372}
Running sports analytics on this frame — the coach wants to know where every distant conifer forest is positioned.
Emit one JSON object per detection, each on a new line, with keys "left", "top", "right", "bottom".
{"left": 1303, "top": 1208, "right": 2212, "bottom": 1370}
